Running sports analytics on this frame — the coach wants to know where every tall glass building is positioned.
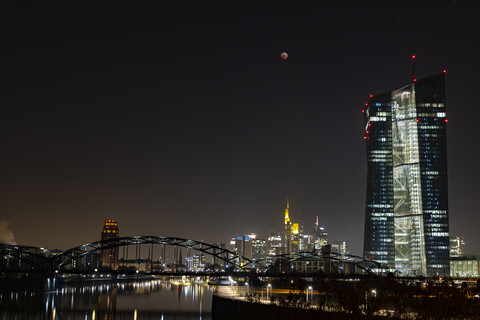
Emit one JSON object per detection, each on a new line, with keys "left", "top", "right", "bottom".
{"left": 363, "top": 73, "right": 450, "bottom": 277}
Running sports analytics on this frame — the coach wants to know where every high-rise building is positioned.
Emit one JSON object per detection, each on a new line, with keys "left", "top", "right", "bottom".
{"left": 313, "top": 216, "right": 328, "bottom": 250}
{"left": 299, "top": 234, "right": 314, "bottom": 252}
{"left": 101, "top": 219, "right": 120, "bottom": 271}
{"left": 232, "top": 234, "right": 254, "bottom": 262}
{"left": 192, "top": 254, "right": 205, "bottom": 271}
{"left": 450, "top": 236, "right": 466, "bottom": 256}
{"left": 267, "top": 232, "right": 283, "bottom": 256}
{"left": 363, "top": 73, "right": 450, "bottom": 277}
{"left": 252, "top": 238, "right": 267, "bottom": 260}
{"left": 331, "top": 240, "right": 349, "bottom": 255}
{"left": 284, "top": 199, "right": 299, "bottom": 254}
{"left": 213, "top": 242, "right": 226, "bottom": 267}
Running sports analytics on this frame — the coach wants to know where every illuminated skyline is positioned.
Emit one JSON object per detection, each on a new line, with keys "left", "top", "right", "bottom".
{"left": 1, "top": 2, "right": 479, "bottom": 255}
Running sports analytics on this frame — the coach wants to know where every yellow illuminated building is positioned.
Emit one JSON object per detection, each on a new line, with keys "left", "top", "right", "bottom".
{"left": 284, "top": 199, "right": 299, "bottom": 254}
{"left": 101, "top": 219, "right": 120, "bottom": 271}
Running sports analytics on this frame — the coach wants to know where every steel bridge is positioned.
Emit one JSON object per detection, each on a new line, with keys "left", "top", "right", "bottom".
{"left": 0, "top": 236, "right": 387, "bottom": 276}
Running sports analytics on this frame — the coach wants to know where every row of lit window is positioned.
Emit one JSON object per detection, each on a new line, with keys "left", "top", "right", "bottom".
{"left": 426, "top": 223, "right": 448, "bottom": 227}
{"left": 367, "top": 251, "right": 390, "bottom": 255}
{"left": 429, "top": 214, "right": 447, "bottom": 219}
{"left": 427, "top": 246, "right": 449, "bottom": 250}
{"left": 369, "top": 204, "right": 392, "bottom": 208}
{"left": 417, "top": 103, "right": 444, "bottom": 108}
{"left": 428, "top": 232, "right": 449, "bottom": 237}
{"left": 369, "top": 116, "right": 387, "bottom": 122}
{"left": 418, "top": 112, "right": 446, "bottom": 117}
{"left": 427, "top": 264, "right": 448, "bottom": 269}
{"left": 419, "top": 125, "right": 443, "bottom": 130}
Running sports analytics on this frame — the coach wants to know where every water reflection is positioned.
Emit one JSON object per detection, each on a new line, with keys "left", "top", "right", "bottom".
{"left": 0, "top": 278, "right": 213, "bottom": 319}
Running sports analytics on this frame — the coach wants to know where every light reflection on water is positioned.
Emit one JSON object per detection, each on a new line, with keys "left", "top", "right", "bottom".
{"left": 0, "top": 278, "right": 213, "bottom": 320}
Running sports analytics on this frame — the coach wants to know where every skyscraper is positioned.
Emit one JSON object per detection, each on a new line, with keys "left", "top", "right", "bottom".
{"left": 267, "top": 232, "right": 283, "bottom": 256}
{"left": 313, "top": 216, "right": 328, "bottom": 250}
{"left": 252, "top": 238, "right": 267, "bottom": 260}
{"left": 449, "top": 236, "right": 466, "bottom": 256}
{"left": 363, "top": 72, "right": 450, "bottom": 277}
{"left": 101, "top": 219, "right": 120, "bottom": 271}
{"left": 284, "top": 199, "right": 299, "bottom": 254}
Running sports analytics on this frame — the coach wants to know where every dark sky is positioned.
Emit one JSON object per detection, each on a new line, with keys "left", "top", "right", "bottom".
{"left": 1, "top": 1, "right": 479, "bottom": 256}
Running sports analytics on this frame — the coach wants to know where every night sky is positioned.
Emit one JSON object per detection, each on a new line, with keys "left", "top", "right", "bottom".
{"left": 1, "top": 1, "right": 479, "bottom": 256}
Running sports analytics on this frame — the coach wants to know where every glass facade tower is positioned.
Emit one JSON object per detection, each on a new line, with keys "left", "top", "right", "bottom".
{"left": 363, "top": 73, "right": 450, "bottom": 277}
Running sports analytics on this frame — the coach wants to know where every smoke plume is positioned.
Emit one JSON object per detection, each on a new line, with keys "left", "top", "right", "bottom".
{"left": 0, "top": 220, "right": 16, "bottom": 245}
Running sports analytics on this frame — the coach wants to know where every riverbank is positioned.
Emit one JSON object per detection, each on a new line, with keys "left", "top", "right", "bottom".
{"left": 212, "top": 286, "right": 385, "bottom": 320}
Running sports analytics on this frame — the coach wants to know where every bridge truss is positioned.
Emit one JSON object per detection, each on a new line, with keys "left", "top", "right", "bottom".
{"left": 1, "top": 236, "right": 388, "bottom": 276}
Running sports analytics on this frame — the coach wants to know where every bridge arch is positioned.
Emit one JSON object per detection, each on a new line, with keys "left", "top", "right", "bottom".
{"left": 248, "top": 251, "right": 387, "bottom": 276}
{"left": 52, "top": 235, "right": 253, "bottom": 272}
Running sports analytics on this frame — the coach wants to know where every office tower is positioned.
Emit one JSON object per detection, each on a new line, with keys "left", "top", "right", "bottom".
{"left": 192, "top": 254, "right": 205, "bottom": 271}
{"left": 363, "top": 73, "right": 450, "bottom": 277}
{"left": 313, "top": 216, "right": 328, "bottom": 250}
{"left": 450, "top": 236, "right": 466, "bottom": 256}
{"left": 100, "top": 219, "right": 120, "bottom": 271}
{"left": 267, "top": 232, "right": 283, "bottom": 256}
{"left": 331, "top": 240, "right": 349, "bottom": 255}
{"left": 252, "top": 238, "right": 267, "bottom": 260}
{"left": 213, "top": 242, "right": 226, "bottom": 267}
{"left": 284, "top": 199, "right": 299, "bottom": 254}
{"left": 233, "top": 235, "right": 254, "bottom": 262}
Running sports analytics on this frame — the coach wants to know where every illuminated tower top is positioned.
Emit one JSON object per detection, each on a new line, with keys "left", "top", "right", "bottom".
{"left": 101, "top": 219, "right": 119, "bottom": 237}
{"left": 284, "top": 199, "right": 290, "bottom": 225}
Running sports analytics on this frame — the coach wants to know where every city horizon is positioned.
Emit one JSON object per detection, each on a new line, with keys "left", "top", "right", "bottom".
{"left": 1, "top": 2, "right": 479, "bottom": 259}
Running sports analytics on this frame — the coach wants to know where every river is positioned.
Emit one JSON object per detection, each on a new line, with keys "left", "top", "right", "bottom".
{"left": 0, "top": 277, "right": 214, "bottom": 320}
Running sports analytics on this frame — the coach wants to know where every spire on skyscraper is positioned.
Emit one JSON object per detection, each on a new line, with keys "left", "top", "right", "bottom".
{"left": 284, "top": 198, "right": 290, "bottom": 224}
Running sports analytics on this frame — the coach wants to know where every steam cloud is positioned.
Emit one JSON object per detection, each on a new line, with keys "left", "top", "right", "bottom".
{"left": 0, "top": 220, "right": 16, "bottom": 245}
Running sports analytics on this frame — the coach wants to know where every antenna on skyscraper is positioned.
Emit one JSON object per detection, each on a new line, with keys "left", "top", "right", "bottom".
{"left": 411, "top": 54, "right": 417, "bottom": 82}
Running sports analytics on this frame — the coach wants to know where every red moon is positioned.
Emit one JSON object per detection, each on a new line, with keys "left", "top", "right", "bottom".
{"left": 280, "top": 52, "right": 288, "bottom": 60}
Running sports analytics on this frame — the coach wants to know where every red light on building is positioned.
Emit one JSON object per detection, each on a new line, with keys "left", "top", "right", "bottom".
{"left": 365, "top": 103, "right": 369, "bottom": 106}
{"left": 413, "top": 78, "right": 417, "bottom": 82}
{"left": 445, "top": 119, "right": 449, "bottom": 123}
{"left": 364, "top": 136, "right": 367, "bottom": 140}
{"left": 369, "top": 94, "right": 373, "bottom": 98}
{"left": 362, "top": 109, "right": 365, "bottom": 113}
{"left": 368, "top": 123, "right": 372, "bottom": 127}
{"left": 416, "top": 119, "right": 420, "bottom": 122}
{"left": 443, "top": 69, "right": 447, "bottom": 73}
{"left": 366, "top": 130, "right": 369, "bottom": 134}
{"left": 412, "top": 55, "right": 416, "bottom": 59}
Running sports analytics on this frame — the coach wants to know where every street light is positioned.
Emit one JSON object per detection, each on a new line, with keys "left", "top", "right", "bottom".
{"left": 245, "top": 282, "right": 249, "bottom": 294}
{"left": 267, "top": 284, "right": 272, "bottom": 302}
{"left": 307, "top": 286, "right": 313, "bottom": 302}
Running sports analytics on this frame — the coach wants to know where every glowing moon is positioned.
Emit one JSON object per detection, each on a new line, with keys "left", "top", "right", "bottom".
{"left": 280, "top": 52, "right": 288, "bottom": 60}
